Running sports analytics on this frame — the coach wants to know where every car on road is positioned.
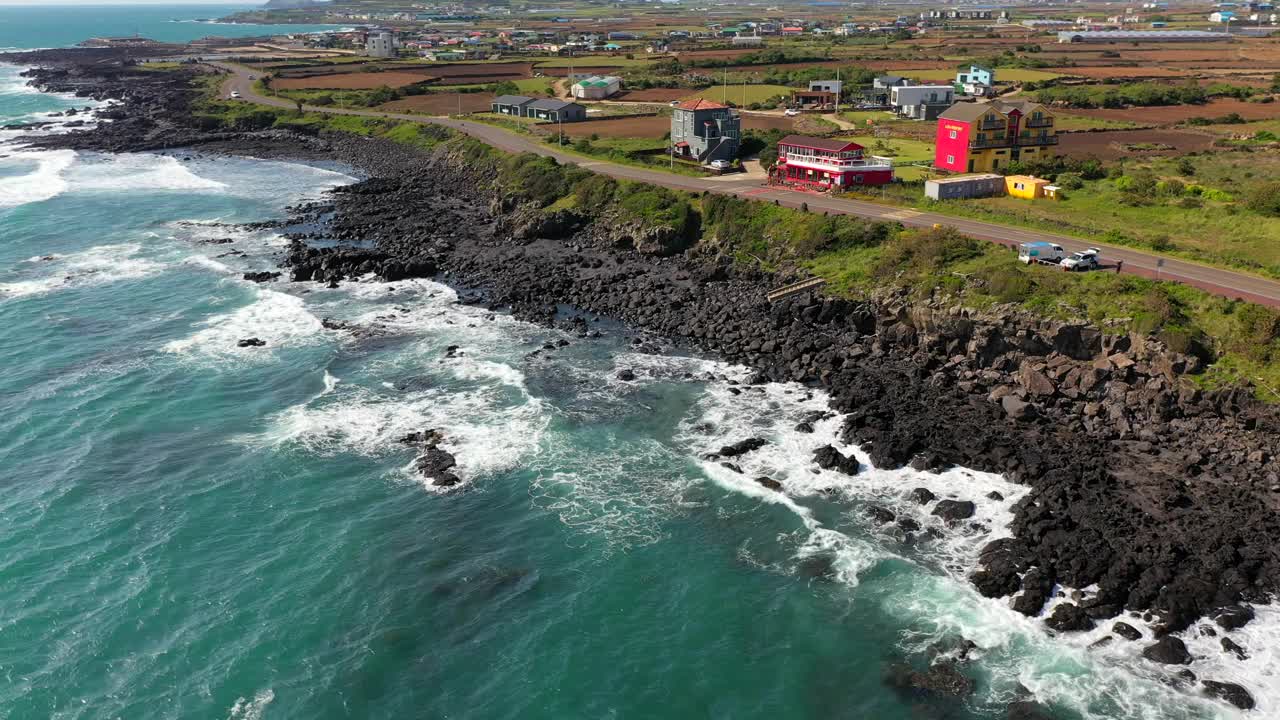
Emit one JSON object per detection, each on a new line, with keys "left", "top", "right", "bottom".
{"left": 229, "top": 91, "right": 242, "bottom": 99}
{"left": 708, "top": 159, "right": 732, "bottom": 169}
{"left": 1060, "top": 248, "right": 1101, "bottom": 271}
{"left": 783, "top": 108, "right": 800, "bottom": 116}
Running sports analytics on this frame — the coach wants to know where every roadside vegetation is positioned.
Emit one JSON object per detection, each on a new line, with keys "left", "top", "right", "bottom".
{"left": 849, "top": 153, "right": 1280, "bottom": 281}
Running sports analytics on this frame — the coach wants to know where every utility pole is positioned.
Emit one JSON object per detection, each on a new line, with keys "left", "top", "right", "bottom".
{"left": 835, "top": 65, "right": 841, "bottom": 115}
{"left": 723, "top": 65, "right": 728, "bottom": 104}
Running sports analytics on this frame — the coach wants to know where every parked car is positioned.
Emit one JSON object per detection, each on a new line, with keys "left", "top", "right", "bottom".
{"left": 709, "top": 159, "right": 731, "bottom": 169}
{"left": 670, "top": 100, "right": 681, "bottom": 107}
{"left": 1061, "top": 248, "right": 1101, "bottom": 271}
{"left": 229, "top": 91, "right": 242, "bottom": 99}
{"left": 783, "top": 108, "right": 800, "bottom": 116}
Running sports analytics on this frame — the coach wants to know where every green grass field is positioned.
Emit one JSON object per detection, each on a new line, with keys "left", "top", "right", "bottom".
{"left": 685, "top": 84, "right": 794, "bottom": 105}
{"left": 840, "top": 135, "right": 935, "bottom": 163}
{"left": 859, "top": 153, "right": 1280, "bottom": 279}
{"left": 1053, "top": 113, "right": 1144, "bottom": 131}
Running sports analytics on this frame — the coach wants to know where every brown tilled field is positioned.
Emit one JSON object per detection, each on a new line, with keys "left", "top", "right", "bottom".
{"left": 377, "top": 93, "right": 496, "bottom": 115}
{"left": 275, "top": 72, "right": 439, "bottom": 90}
{"left": 1058, "top": 129, "right": 1216, "bottom": 159}
{"left": 557, "top": 116, "right": 668, "bottom": 137}
{"left": 1066, "top": 98, "right": 1280, "bottom": 125}
{"left": 1051, "top": 66, "right": 1193, "bottom": 79}
{"left": 612, "top": 88, "right": 690, "bottom": 102}
{"left": 417, "top": 62, "right": 534, "bottom": 79}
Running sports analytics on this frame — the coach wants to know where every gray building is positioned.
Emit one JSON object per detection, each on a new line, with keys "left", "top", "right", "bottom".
{"left": 670, "top": 99, "right": 740, "bottom": 163}
{"left": 492, "top": 95, "right": 536, "bottom": 116}
{"left": 890, "top": 85, "right": 955, "bottom": 120}
{"left": 524, "top": 98, "right": 587, "bottom": 122}
{"left": 925, "top": 173, "right": 1005, "bottom": 200}
{"left": 365, "top": 29, "right": 397, "bottom": 58}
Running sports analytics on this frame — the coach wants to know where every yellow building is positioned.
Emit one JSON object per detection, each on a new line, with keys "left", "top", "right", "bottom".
{"left": 934, "top": 99, "right": 1058, "bottom": 174}
{"left": 1005, "top": 175, "right": 1052, "bottom": 199}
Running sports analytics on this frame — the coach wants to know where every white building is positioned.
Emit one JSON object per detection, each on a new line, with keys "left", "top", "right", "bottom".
{"left": 366, "top": 29, "right": 398, "bottom": 58}
{"left": 571, "top": 75, "right": 621, "bottom": 99}
{"left": 809, "top": 79, "right": 843, "bottom": 95}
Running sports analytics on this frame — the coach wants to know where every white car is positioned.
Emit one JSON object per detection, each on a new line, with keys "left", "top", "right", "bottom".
{"left": 709, "top": 159, "right": 731, "bottom": 169}
{"left": 783, "top": 108, "right": 800, "bottom": 116}
{"left": 1060, "top": 248, "right": 1101, "bottom": 271}
{"left": 229, "top": 91, "right": 242, "bottom": 99}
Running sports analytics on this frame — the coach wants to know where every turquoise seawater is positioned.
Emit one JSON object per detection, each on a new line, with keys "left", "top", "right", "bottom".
{"left": 0, "top": 13, "right": 1269, "bottom": 720}
{"left": 0, "top": 4, "right": 341, "bottom": 51}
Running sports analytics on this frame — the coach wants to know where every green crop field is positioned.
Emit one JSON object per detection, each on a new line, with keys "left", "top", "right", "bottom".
{"left": 684, "top": 84, "right": 794, "bottom": 105}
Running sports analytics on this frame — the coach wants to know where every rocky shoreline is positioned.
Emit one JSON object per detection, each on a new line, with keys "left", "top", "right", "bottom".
{"left": 7, "top": 48, "right": 1279, "bottom": 712}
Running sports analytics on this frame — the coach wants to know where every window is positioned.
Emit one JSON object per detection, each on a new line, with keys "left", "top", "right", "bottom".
{"left": 949, "top": 129, "right": 957, "bottom": 140}
{"left": 946, "top": 154, "right": 955, "bottom": 164}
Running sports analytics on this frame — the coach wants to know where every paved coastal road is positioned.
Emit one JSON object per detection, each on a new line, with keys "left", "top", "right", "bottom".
{"left": 216, "top": 63, "right": 1280, "bottom": 308}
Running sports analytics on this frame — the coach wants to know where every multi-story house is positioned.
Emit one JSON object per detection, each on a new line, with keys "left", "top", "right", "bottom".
{"left": 771, "top": 135, "right": 894, "bottom": 189}
{"left": 890, "top": 84, "right": 955, "bottom": 120}
{"left": 933, "top": 99, "right": 1058, "bottom": 173}
{"left": 670, "top": 99, "right": 740, "bottom": 163}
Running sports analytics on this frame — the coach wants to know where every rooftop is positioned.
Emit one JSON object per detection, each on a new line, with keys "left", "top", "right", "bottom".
{"left": 674, "top": 98, "right": 730, "bottom": 111}
{"left": 778, "top": 135, "right": 864, "bottom": 152}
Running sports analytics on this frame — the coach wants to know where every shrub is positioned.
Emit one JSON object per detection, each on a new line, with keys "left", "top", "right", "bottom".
{"left": 1176, "top": 157, "right": 1196, "bottom": 176}
{"left": 873, "top": 226, "right": 984, "bottom": 280}
{"left": 1157, "top": 179, "right": 1185, "bottom": 197}
{"left": 1245, "top": 181, "right": 1280, "bottom": 216}
{"left": 1055, "top": 172, "right": 1084, "bottom": 190}
{"left": 985, "top": 266, "right": 1035, "bottom": 303}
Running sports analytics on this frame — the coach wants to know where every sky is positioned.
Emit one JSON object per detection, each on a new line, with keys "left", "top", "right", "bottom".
{"left": 0, "top": 1, "right": 257, "bottom": 5}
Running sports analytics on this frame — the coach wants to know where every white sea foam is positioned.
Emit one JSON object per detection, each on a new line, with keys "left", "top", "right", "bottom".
{"left": 162, "top": 288, "right": 325, "bottom": 359}
{"left": 258, "top": 378, "right": 548, "bottom": 492}
{"left": 0, "top": 242, "right": 162, "bottom": 299}
{"left": 661, "top": 359, "right": 1255, "bottom": 719}
{"left": 70, "top": 153, "right": 227, "bottom": 194}
{"left": 226, "top": 689, "right": 274, "bottom": 720}
{"left": 0, "top": 149, "right": 75, "bottom": 209}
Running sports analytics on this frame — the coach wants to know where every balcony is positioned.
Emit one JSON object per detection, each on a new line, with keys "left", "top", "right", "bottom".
{"left": 1025, "top": 117, "right": 1054, "bottom": 128}
{"left": 969, "top": 137, "right": 1010, "bottom": 150}
{"left": 781, "top": 154, "right": 890, "bottom": 172}
{"left": 1017, "top": 134, "right": 1058, "bottom": 146}
{"left": 979, "top": 119, "right": 1008, "bottom": 131}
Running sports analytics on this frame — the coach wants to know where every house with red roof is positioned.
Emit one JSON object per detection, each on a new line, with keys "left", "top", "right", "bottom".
{"left": 771, "top": 135, "right": 894, "bottom": 189}
{"left": 670, "top": 99, "right": 741, "bottom": 164}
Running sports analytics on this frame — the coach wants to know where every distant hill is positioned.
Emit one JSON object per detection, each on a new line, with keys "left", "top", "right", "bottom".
{"left": 263, "top": 0, "right": 327, "bottom": 9}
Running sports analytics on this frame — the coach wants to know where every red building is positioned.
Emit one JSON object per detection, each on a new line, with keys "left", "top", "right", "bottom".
{"left": 772, "top": 135, "right": 894, "bottom": 190}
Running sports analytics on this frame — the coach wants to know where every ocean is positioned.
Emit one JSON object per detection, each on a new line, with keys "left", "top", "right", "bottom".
{"left": 0, "top": 9, "right": 1270, "bottom": 720}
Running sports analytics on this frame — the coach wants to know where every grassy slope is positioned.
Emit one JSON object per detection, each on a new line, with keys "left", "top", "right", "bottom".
{"left": 852, "top": 153, "right": 1280, "bottom": 280}
{"left": 188, "top": 74, "right": 1280, "bottom": 401}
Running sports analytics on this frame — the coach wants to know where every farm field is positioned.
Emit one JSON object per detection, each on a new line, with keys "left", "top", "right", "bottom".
{"left": 1051, "top": 66, "right": 1197, "bottom": 80}
{"left": 898, "top": 68, "right": 1066, "bottom": 83}
{"left": 556, "top": 115, "right": 667, "bottom": 138}
{"left": 612, "top": 88, "right": 690, "bottom": 102}
{"left": 682, "top": 84, "right": 794, "bottom": 104}
{"left": 1053, "top": 113, "right": 1144, "bottom": 131}
{"left": 1057, "top": 129, "right": 1217, "bottom": 159}
{"left": 377, "top": 93, "right": 496, "bottom": 115}
{"left": 534, "top": 56, "right": 656, "bottom": 68}
{"left": 1066, "top": 98, "right": 1280, "bottom": 126}
{"left": 274, "top": 71, "right": 437, "bottom": 90}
